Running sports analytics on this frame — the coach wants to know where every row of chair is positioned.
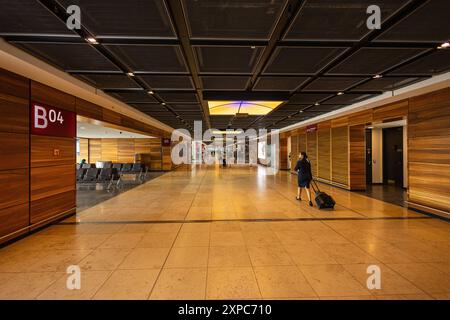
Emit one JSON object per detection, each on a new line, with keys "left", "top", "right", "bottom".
{"left": 76, "top": 163, "right": 148, "bottom": 189}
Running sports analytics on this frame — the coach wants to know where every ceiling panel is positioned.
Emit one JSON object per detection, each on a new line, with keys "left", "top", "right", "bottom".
{"left": 157, "top": 91, "right": 199, "bottom": 103}
{"left": 327, "top": 48, "right": 427, "bottom": 75}
{"left": 15, "top": 43, "right": 120, "bottom": 71}
{"left": 195, "top": 46, "right": 263, "bottom": 73}
{"left": 303, "top": 76, "right": 367, "bottom": 91}
{"left": 75, "top": 74, "right": 139, "bottom": 89}
{"left": 388, "top": 50, "right": 450, "bottom": 75}
{"left": 289, "top": 93, "right": 334, "bottom": 104}
{"left": 201, "top": 76, "right": 250, "bottom": 90}
{"left": 376, "top": 0, "right": 450, "bottom": 42}
{"left": 182, "top": 0, "right": 287, "bottom": 40}
{"left": 264, "top": 47, "right": 346, "bottom": 74}
{"left": 353, "top": 76, "right": 423, "bottom": 91}
{"left": 285, "top": 0, "right": 409, "bottom": 41}
{"left": 140, "top": 75, "right": 194, "bottom": 90}
{"left": 109, "top": 90, "right": 159, "bottom": 103}
{"left": 57, "top": 0, "right": 176, "bottom": 38}
{"left": 253, "top": 76, "right": 310, "bottom": 91}
{"left": 105, "top": 44, "right": 188, "bottom": 72}
{"left": 0, "top": 0, "right": 74, "bottom": 35}
{"left": 323, "top": 92, "right": 379, "bottom": 104}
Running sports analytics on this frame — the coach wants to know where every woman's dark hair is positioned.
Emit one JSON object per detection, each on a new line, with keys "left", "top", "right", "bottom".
{"left": 300, "top": 151, "right": 308, "bottom": 159}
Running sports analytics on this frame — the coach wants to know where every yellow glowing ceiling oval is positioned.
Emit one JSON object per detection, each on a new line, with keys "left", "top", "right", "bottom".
{"left": 208, "top": 100, "right": 283, "bottom": 115}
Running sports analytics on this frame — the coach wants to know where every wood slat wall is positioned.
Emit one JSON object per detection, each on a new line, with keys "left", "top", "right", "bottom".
{"left": 0, "top": 69, "right": 29, "bottom": 240}
{"left": 87, "top": 138, "right": 163, "bottom": 169}
{"left": 349, "top": 124, "right": 366, "bottom": 190}
{"left": 30, "top": 81, "right": 76, "bottom": 225}
{"left": 306, "top": 131, "right": 318, "bottom": 177}
{"left": 408, "top": 87, "right": 450, "bottom": 213}
{"left": 331, "top": 126, "right": 349, "bottom": 186}
{"left": 318, "top": 122, "right": 331, "bottom": 181}
{"left": 290, "top": 135, "right": 298, "bottom": 174}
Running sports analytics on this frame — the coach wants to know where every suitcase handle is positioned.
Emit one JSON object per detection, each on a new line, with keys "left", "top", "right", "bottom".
{"left": 311, "top": 179, "right": 321, "bottom": 193}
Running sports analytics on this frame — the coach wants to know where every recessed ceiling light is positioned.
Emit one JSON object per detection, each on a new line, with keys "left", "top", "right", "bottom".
{"left": 250, "top": 45, "right": 256, "bottom": 49}
{"left": 127, "top": 72, "right": 135, "bottom": 77}
{"left": 373, "top": 74, "right": 383, "bottom": 79}
{"left": 314, "top": 102, "right": 320, "bottom": 106}
{"left": 299, "top": 110, "right": 304, "bottom": 113}
{"left": 437, "top": 42, "right": 449, "bottom": 49}
{"left": 148, "top": 90, "right": 154, "bottom": 95}
{"left": 86, "top": 37, "right": 98, "bottom": 44}
{"left": 337, "top": 92, "right": 344, "bottom": 96}
{"left": 161, "top": 102, "right": 166, "bottom": 105}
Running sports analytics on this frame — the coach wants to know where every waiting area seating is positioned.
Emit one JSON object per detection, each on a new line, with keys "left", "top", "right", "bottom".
{"left": 76, "top": 162, "right": 148, "bottom": 189}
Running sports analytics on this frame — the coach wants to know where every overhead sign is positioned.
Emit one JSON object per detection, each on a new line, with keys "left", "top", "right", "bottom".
{"left": 306, "top": 124, "right": 318, "bottom": 133}
{"left": 31, "top": 102, "right": 76, "bottom": 138}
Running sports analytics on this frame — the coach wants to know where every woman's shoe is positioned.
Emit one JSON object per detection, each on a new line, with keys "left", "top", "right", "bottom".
{"left": 309, "top": 201, "right": 313, "bottom": 207}
{"left": 296, "top": 197, "right": 301, "bottom": 201}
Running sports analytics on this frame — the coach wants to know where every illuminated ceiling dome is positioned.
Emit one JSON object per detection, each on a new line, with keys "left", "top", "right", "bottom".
{"left": 208, "top": 101, "right": 283, "bottom": 115}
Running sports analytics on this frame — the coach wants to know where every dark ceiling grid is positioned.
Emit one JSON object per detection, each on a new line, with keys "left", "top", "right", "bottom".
{"left": 164, "top": 0, "right": 212, "bottom": 129}
{"left": 1, "top": 0, "right": 447, "bottom": 132}
{"left": 33, "top": 0, "right": 195, "bottom": 132}
{"left": 258, "top": 0, "right": 439, "bottom": 130}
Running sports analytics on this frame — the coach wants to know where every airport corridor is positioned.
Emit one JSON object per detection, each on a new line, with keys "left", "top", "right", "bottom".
{"left": 0, "top": 166, "right": 449, "bottom": 300}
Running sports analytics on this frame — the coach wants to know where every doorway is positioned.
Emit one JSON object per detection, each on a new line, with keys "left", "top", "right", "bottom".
{"left": 383, "top": 127, "right": 404, "bottom": 187}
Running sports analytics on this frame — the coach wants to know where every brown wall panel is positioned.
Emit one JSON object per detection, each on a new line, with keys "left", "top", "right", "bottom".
{"left": 373, "top": 100, "right": 408, "bottom": 122}
{"left": 117, "top": 139, "right": 135, "bottom": 163}
{"left": 31, "top": 135, "right": 75, "bottom": 167}
{"left": 31, "top": 81, "right": 75, "bottom": 112}
{"left": 0, "top": 169, "right": 29, "bottom": 210}
{"left": 0, "top": 203, "right": 29, "bottom": 238}
{"left": 290, "top": 135, "right": 298, "bottom": 173}
{"left": 409, "top": 136, "right": 450, "bottom": 165}
{"left": 0, "top": 69, "right": 29, "bottom": 134}
{"left": 31, "top": 164, "right": 75, "bottom": 202}
{"left": 306, "top": 131, "right": 318, "bottom": 177}
{"left": 89, "top": 139, "right": 102, "bottom": 163}
{"left": 349, "top": 125, "right": 366, "bottom": 190}
{"left": 331, "top": 126, "right": 349, "bottom": 186}
{"left": 30, "top": 190, "right": 75, "bottom": 225}
{"left": 76, "top": 98, "right": 103, "bottom": 121}
{"left": 103, "top": 109, "right": 122, "bottom": 126}
{"left": 101, "top": 139, "right": 118, "bottom": 162}
{"left": 0, "top": 132, "right": 29, "bottom": 170}
{"left": 318, "top": 127, "right": 331, "bottom": 181}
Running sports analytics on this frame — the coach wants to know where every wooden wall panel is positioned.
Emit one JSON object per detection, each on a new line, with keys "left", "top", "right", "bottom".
{"left": 134, "top": 139, "right": 152, "bottom": 154}
{"left": 150, "top": 139, "right": 163, "bottom": 170}
{"left": 101, "top": 139, "right": 118, "bottom": 162}
{"left": 31, "top": 136, "right": 75, "bottom": 167}
{"left": 0, "top": 68, "right": 30, "bottom": 243}
{"left": 0, "top": 203, "right": 29, "bottom": 238}
{"left": 279, "top": 134, "right": 289, "bottom": 170}
{"left": 103, "top": 109, "right": 122, "bottom": 126}
{"left": 31, "top": 81, "right": 75, "bottom": 112}
{"left": 0, "top": 132, "right": 29, "bottom": 170}
{"left": 290, "top": 135, "right": 298, "bottom": 174}
{"left": 298, "top": 134, "right": 306, "bottom": 155}
{"left": 408, "top": 87, "right": 450, "bottom": 213}
{"left": 76, "top": 98, "right": 103, "bottom": 121}
{"left": 31, "top": 164, "right": 75, "bottom": 202}
{"left": 332, "top": 126, "right": 349, "bottom": 186}
{"left": 89, "top": 139, "right": 102, "bottom": 163}
{"left": 117, "top": 139, "right": 135, "bottom": 163}
{"left": 348, "top": 110, "right": 373, "bottom": 125}
{"left": 373, "top": 100, "right": 408, "bottom": 122}
{"left": 77, "top": 138, "right": 89, "bottom": 163}
{"left": 31, "top": 190, "right": 75, "bottom": 225}
{"left": 0, "top": 169, "right": 29, "bottom": 210}
{"left": 318, "top": 127, "right": 331, "bottom": 181}
{"left": 306, "top": 131, "right": 318, "bottom": 177}
{"left": 349, "top": 125, "right": 366, "bottom": 190}
{"left": 0, "top": 69, "right": 29, "bottom": 134}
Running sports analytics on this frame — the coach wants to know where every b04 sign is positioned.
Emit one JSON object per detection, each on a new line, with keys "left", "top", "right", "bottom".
{"left": 31, "top": 103, "right": 76, "bottom": 138}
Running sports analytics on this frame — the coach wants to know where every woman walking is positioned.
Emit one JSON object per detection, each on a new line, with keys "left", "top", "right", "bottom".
{"left": 294, "top": 152, "right": 314, "bottom": 207}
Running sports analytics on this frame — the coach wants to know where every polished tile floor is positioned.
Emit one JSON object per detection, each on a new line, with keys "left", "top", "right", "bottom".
{"left": 0, "top": 165, "right": 449, "bottom": 300}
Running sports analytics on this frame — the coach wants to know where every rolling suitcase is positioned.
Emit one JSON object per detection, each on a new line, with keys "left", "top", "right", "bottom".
{"left": 311, "top": 180, "right": 335, "bottom": 209}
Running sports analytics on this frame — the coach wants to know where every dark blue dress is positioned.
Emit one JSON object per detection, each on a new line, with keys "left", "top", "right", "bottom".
{"left": 294, "top": 159, "right": 312, "bottom": 188}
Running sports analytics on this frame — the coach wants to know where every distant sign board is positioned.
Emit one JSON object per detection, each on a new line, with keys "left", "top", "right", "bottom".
{"left": 31, "top": 102, "right": 76, "bottom": 138}
{"left": 306, "top": 124, "right": 318, "bottom": 133}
